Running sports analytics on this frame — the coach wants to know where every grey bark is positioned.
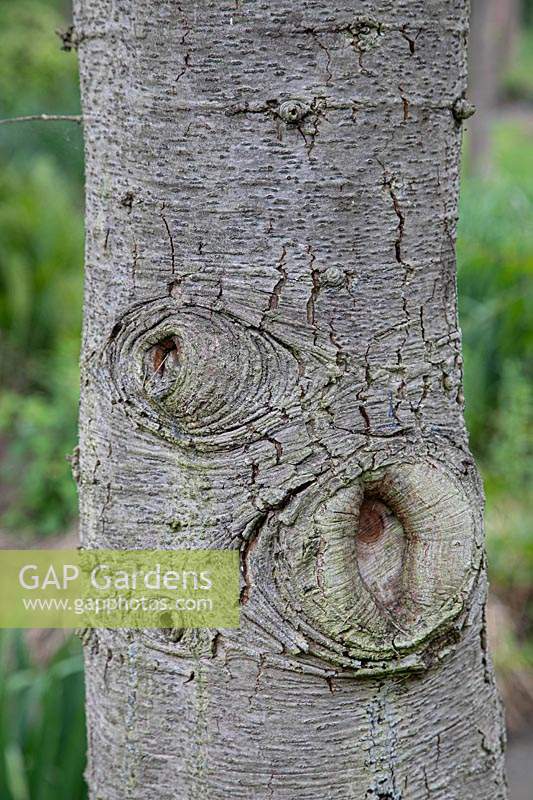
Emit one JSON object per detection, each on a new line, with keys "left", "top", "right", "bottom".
{"left": 73, "top": 1, "right": 507, "bottom": 798}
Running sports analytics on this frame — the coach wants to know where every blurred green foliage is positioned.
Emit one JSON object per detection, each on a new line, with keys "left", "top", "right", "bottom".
{"left": 524, "top": 0, "right": 533, "bottom": 25}
{"left": 0, "top": 0, "right": 83, "bottom": 185}
{"left": 0, "top": 347, "right": 79, "bottom": 536}
{"left": 0, "top": 159, "right": 83, "bottom": 389}
{"left": 0, "top": 0, "right": 83, "bottom": 537}
{"left": 0, "top": 0, "right": 76, "bottom": 108}
{"left": 458, "top": 120, "right": 533, "bottom": 602}
{"left": 0, "top": 158, "right": 83, "bottom": 532}
{"left": 458, "top": 120, "right": 533, "bottom": 462}
{"left": 0, "top": 631, "right": 86, "bottom": 800}
{"left": 504, "top": 29, "right": 533, "bottom": 102}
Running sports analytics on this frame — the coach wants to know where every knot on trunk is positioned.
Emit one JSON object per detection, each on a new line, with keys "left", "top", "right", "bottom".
{"left": 452, "top": 97, "right": 476, "bottom": 122}
{"left": 103, "top": 299, "right": 301, "bottom": 451}
{"left": 278, "top": 100, "right": 310, "bottom": 125}
{"left": 244, "top": 459, "right": 482, "bottom": 674}
{"left": 348, "top": 15, "right": 384, "bottom": 51}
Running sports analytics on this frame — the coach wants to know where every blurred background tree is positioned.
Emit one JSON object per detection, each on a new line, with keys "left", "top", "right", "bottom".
{"left": 0, "top": 0, "right": 531, "bottom": 798}
{"left": 463, "top": 8, "right": 533, "bottom": 756}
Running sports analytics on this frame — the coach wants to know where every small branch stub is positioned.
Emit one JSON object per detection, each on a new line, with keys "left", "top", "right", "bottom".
{"left": 278, "top": 100, "right": 310, "bottom": 125}
{"left": 56, "top": 25, "right": 79, "bottom": 51}
{"left": 453, "top": 98, "right": 476, "bottom": 122}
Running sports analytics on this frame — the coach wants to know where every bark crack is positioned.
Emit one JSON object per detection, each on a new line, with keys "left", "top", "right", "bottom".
{"left": 267, "top": 245, "right": 288, "bottom": 311}
{"left": 400, "top": 26, "right": 421, "bottom": 55}
{"left": 175, "top": 29, "right": 192, "bottom": 82}
{"left": 378, "top": 162, "right": 410, "bottom": 276}
{"left": 306, "top": 29, "right": 333, "bottom": 84}
{"left": 159, "top": 207, "right": 176, "bottom": 274}
{"left": 305, "top": 246, "right": 320, "bottom": 341}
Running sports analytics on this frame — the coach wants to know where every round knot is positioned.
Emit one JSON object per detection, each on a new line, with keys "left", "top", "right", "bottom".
{"left": 350, "top": 16, "right": 383, "bottom": 50}
{"left": 322, "top": 266, "right": 344, "bottom": 288}
{"left": 278, "top": 100, "right": 310, "bottom": 125}
{"left": 105, "top": 300, "right": 301, "bottom": 451}
{"left": 243, "top": 460, "right": 482, "bottom": 672}
{"left": 453, "top": 98, "right": 476, "bottom": 122}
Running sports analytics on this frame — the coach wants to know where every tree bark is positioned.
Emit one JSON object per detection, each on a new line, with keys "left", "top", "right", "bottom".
{"left": 74, "top": 1, "right": 507, "bottom": 798}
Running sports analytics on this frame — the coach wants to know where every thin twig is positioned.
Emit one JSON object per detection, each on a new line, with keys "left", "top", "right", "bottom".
{"left": 0, "top": 114, "right": 82, "bottom": 126}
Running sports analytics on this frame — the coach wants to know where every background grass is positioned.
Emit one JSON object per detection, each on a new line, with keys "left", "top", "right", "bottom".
{"left": 0, "top": 631, "right": 86, "bottom": 800}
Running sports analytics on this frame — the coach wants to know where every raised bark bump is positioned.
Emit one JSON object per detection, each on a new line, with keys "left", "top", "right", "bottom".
{"left": 104, "top": 299, "right": 302, "bottom": 451}
{"left": 244, "top": 458, "right": 481, "bottom": 671}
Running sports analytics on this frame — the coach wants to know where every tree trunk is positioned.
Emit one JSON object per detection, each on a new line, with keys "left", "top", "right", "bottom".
{"left": 74, "top": 1, "right": 507, "bottom": 798}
